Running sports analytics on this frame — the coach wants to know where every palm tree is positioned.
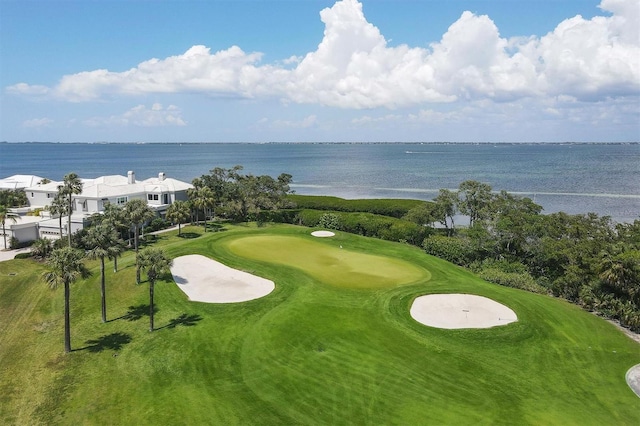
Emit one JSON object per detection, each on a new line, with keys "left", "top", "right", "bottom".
{"left": 83, "top": 224, "right": 125, "bottom": 323}
{"left": 124, "top": 199, "right": 156, "bottom": 284}
{"left": 0, "top": 204, "right": 19, "bottom": 249}
{"left": 31, "top": 238, "right": 53, "bottom": 260}
{"left": 187, "top": 178, "right": 202, "bottom": 226}
{"left": 599, "top": 250, "right": 640, "bottom": 302}
{"left": 191, "top": 186, "right": 215, "bottom": 232}
{"left": 42, "top": 247, "right": 89, "bottom": 353}
{"left": 138, "top": 248, "right": 173, "bottom": 332}
{"left": 102, "top": 203, "right": 128, "bottom": 272}
{"left": 165, "top": 200, "right": 191, "bottom": 236}
{"left": 58, "top": 173, "right": 83, "bottom": 247}
{"left": 48, "top": 192, "right": 68, "bottom": 242}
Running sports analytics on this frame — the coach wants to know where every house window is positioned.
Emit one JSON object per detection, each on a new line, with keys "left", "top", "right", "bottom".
{"left": 116, "top": 196, "right": 128, "bottom": 206}
{"left": 148, "top": 194, "right": 153, "bottom": 201}
{"left": 47, "top": 193, "right": 53, "bottom": 198}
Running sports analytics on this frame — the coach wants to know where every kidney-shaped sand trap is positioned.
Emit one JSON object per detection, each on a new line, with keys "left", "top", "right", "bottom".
{"left": 410, "top": 293, "right": 518, "bottom": 329}
{"left": 171, "top": 254, "right": 275, "bottom": 303}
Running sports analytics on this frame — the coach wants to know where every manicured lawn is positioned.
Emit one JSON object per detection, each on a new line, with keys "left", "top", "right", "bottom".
{"left": 1, "top": 223, "right": 639, "bottom": 425}
{"left": 227, "top": 234, "right": 428, "bottom": 288}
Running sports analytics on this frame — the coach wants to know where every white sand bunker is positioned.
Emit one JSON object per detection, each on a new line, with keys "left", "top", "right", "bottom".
{"left": 627, "top": 364, "right": 640, "bottom": 399}
{"left": 311, "top": 230, "right": 335, "bottom": 237}
{"left": 170, "top": 254, "right": 275, "bottom": 303}
{"left": 410, "top": 293, "right": 518, "bottom": 329}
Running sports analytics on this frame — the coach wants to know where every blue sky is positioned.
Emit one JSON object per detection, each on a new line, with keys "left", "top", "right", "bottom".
{"left": 1, "top": 0, "right": 638, "bottom": 143}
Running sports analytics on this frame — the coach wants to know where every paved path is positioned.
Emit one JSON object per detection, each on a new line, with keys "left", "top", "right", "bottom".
{"left": 0, "top": 247, "right": 31, "bottom": 262}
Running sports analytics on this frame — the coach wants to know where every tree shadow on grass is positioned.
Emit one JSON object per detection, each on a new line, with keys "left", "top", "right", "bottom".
{"left": 109, "top": 304, "right": 157, "bottom": 322}
{"left": 157, "top": 313, "right": 203, "bottom": 330}
{"left": 206, "top": 222, "right": 226, "bottom": 233}
{"left": 75, "top": 332, "right": 132, "bottom": 353}
{"left": 178, "top": 232, "right": 201, "bottom": 239}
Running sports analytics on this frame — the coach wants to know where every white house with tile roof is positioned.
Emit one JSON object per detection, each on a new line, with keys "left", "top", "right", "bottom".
{"left": 1, "top": 171, "right": 192, "bottom": 246}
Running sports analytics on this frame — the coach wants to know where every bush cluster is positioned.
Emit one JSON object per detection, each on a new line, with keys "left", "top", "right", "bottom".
{"left": 295, "top": 209, "right": 430, "bottom": 245}
{"left": 287, "top": 195, "right": 422, "bottom": 218}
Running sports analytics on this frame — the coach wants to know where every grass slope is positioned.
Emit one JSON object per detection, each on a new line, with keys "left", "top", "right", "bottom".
{"left": 1, "top": 223, "right": 639, "bottom": 425}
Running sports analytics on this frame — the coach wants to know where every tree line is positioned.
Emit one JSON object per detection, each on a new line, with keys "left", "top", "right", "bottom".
{"left": 405, "top": 180, "right": 640, "bottom": 332}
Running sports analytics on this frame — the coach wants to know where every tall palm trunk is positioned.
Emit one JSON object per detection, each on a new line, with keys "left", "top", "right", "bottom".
{"left": 58, "top": 215, "right": 63, "bottom": 241}
{"left": 64, "top": 280, "right": 71, "bottom": 353}
{"left": 2, "top": 221, "right": 6, "bottom": 249}
{"left": 149, "top": 281, "right": 155, "bottom": 332}
{"left": 67, "top": 195, "right": 73, "bottom": 247}
{"left": 135, "top": 225, "right": 141, "bottom": 284}
{"left": 100, "top": 256, "right": 107, "bottom": 323}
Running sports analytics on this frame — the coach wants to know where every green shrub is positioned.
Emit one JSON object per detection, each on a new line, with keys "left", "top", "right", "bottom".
{"left": 422, "top": 235, "right": 473, "bottom": 266}
{"left": 256, "top": 209, "right": 301, "bottom": 224}
{"left": 9, "top": 237, "right": 21, "bottom": 250}
{"left": 287, "top": 195, "right": 423, "bottom": 218}
{"left": 294, "top": 210, "right": 325, "bottom": 227}
{"left": 146, "top": 218, "right": 169, "bottom": 232}
{"left": 478, "top": 268, "right": 547, "bottom": 294}
{"left": 14, "top": 252, "right": 33, "bottom": 259}
{"left": 293, "top": 209, "right": 429, "bottom": 245}
{"left": 318, "top": 213, "right": 341, "bottom": 230}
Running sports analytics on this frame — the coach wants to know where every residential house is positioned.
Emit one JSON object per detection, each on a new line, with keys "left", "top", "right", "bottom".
{"left": 1, "top": 171, "right": 192, "bottom": 246}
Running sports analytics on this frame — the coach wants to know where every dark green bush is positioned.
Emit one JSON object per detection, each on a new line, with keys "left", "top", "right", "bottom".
{"left": 146, "top": 218, "right": 170, "bottom": 233}
{"left": 478, "top": 268, "right": 547, "bottom": 294}
{"left": 422, "top": 235, "right": 473, "bottom": 266}
{"left": 256, "top": 209, "right": 301, "bottom": 224}
{"left": 287, "top": 195, "right": 423, "bottom": 218}
{"left": 293, "top": 209, "right": 429, "bottom": 245}
{"left": 318, "top": 213, "right": 341, "bottom": 230}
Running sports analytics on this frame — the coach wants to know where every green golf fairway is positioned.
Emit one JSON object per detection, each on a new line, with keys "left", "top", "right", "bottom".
{"left": 226, "top": 234, "right": 429, "bottom": 289}
{"left": 1, "top": 224, "right": 639, "bottom": 425}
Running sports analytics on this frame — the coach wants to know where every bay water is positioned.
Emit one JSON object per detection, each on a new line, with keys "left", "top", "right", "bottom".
{"left": 1, "top": 142, "right": 638, "bottom": 223}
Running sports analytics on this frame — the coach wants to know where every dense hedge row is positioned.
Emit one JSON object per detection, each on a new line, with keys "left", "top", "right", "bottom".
{"left": 287, "top": 194, "right": 424, "bottom": 219}
{"left": 293, "top": 209, "right": 431, "bottom": 246}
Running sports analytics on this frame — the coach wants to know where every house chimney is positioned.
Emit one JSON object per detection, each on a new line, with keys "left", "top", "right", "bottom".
{"left": 128, "top": 171, "right": 135, "bottom": 184}
{"left": 158, "top": 172, "right": 166, "bottom": 181}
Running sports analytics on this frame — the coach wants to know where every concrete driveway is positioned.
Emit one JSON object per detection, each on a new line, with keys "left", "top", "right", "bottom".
{"left": 0, "top": 247, "right": 31, "bottom": 262}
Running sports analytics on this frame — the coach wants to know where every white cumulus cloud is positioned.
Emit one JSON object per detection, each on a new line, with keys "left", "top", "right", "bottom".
{"left": 271, "top": 115, "right": 318, "bottom": 129}
{"left": 84, "top": 104, "right": 187, "bottom": 127}
{"left": 22, "top": 117, "right": 54, "bottom": 128}
{"left": 5, "top": 0, "right": 639, "bottom": 110}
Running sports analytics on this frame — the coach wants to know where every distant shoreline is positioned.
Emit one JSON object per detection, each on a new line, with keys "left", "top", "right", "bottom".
{"left": 2, "top": 141, "right": 639, "bottom": 146}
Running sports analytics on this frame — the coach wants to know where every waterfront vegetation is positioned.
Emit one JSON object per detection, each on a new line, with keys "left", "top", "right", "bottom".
{"left": 1, "top": 224, "right": 639, "bottom": 424}
{"left": 1, "top": 167, "right": 639, "bottom": 423}
{"left": 285, "top": 183, "right": 640, "bottom": 332}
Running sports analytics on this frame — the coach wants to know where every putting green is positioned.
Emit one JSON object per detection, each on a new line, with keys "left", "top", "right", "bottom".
{"left": 227, "top": 235, "right": 429, "bottom": 289}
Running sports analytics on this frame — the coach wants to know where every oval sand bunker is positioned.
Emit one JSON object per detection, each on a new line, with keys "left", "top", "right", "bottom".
{"left": 311, "top": 230, "right": 335, "bottom": 237}
{"left": 171, "top": 255, "right": 275, "bottom": 303}
{"left": 411, "top": 293, "right": 517, "bottom": 329}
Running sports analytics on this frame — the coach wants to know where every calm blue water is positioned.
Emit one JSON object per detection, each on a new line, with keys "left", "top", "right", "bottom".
{"left": 1, "top": 142, "right": 638, "bottom": 222}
